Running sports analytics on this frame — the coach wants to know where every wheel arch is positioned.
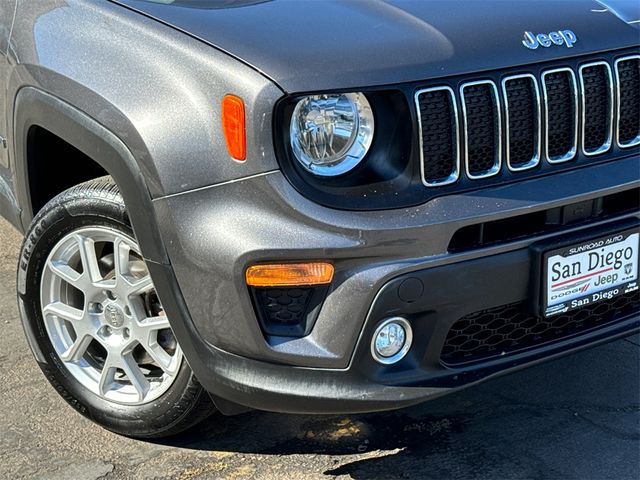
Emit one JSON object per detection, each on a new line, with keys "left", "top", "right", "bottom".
{"left": 13, "top": 87, "right": 169, "bottom": 265}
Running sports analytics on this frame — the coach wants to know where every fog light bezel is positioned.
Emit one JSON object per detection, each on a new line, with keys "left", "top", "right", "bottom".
{"left": 370, "top": 317, "right": 413, "bottom": 365}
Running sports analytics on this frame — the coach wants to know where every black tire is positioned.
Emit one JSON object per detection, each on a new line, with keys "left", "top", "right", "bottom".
{"left": 17, "top": 177, "right": 216, "bottom": 438}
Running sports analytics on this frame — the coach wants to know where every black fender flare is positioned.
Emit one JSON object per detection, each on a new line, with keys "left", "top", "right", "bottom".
{"left": 13, "top": 86, "right": 168, "bottom": 265}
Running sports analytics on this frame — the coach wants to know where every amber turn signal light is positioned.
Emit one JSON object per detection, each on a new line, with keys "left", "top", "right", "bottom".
{"left": 246, "top": 263, "right": 334, "bottom": 287}
{"left": 222, "top": 95, "right": 246, "bottom": 161}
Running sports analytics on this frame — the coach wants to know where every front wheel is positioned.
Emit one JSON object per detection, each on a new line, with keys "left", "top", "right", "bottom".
{"left": 18, "top": 177, "right": 215, "bottom": 438}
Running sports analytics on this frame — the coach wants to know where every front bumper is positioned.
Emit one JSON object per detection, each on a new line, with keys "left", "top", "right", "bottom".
{"left": 150, "top": 155, "right": 639, "bottom": 413}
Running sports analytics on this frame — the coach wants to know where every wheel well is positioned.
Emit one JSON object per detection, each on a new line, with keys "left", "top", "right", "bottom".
{"left": 27, "top": 126, "right": 108, "bottom": 215}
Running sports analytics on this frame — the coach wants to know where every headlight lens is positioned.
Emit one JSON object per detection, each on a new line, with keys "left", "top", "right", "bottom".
{"left": 290, "top": 92, "right": 374, "bottom": 176}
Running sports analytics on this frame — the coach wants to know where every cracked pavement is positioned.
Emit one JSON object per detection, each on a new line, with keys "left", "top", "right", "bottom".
{"left": 0, "top": 217, "right": 638, "bottom": 480}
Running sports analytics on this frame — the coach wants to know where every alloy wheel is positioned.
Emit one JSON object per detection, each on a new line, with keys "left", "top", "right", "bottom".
{"left": 40, "top": 226, "right": 182, "bottom": 405}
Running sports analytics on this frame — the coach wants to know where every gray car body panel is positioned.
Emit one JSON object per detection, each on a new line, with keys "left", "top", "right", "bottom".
{"left": 7, "top": 0, "right": 281, "bottom": 213}
{"left": 155, "top": 157, "right": 640, "bottom": 368}
{"left": 0, "top": 1, "right": 17, "bottom": 225}
{"left": 114, "top": 0, "right": 639, "bottom": 92}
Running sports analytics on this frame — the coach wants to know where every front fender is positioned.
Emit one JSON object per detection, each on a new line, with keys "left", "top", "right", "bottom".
{"left": 13, "top": 86, "right": 169, "bottom": 265}
{"left": 9, "top": 0, "right": 282, "bottom": 198}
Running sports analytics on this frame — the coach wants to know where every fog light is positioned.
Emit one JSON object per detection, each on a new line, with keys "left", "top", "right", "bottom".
{"left": 371, "top": 317, "right": 413, "bottom": 365}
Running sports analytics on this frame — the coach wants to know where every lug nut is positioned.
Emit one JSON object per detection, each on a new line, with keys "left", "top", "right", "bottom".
{"left": 89, "top": 302, "right": 104, "bottom": 313}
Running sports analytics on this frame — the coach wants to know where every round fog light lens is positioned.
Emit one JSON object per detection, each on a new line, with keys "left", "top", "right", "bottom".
{"left": 371, "top": 317, "right": 413, "bottom": 365}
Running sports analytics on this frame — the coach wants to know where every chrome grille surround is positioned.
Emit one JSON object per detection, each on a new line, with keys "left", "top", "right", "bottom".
{"left": 501, "top": 73, "right": 542, "bottom": 172}
{"left": 579, "top": 61, "right": 614, "bottom": 156}
{"left": 459, "top": 80, "right": 502, "bottom": 180}
{"left": 541, "top": 67, "right": 579, "bottom": 164}
{"left": 415, "top": 52, "right": 639, "bottom": 190}
{"left": 415, "top": 86, "right": 460, "bottom": 187}
{"left": 614, "top": 54, "right": 640, "bottom": 148}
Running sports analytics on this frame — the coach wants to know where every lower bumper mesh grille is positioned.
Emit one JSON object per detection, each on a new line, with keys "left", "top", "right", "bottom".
{"left": 250, "top": 286, "right": 328, "bottom": 337}
{"left": 441, "top": 290, "right": 639, "bottom": 367}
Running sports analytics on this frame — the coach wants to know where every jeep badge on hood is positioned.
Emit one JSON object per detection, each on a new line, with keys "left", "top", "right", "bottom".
{"left": 522, "top": 29, "right": 578, "bottom": 49}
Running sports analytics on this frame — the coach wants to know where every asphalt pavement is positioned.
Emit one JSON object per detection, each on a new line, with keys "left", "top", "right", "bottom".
{"left": 0, "top": 217, "right": 638, "bottom": 480}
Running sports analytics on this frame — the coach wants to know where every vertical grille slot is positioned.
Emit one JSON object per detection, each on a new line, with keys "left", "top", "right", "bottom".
{"left": 502, "top": 74, "right": 541, "bottom": 171}
{"left": 460, "top": 81, "right": 502, "bottom": 179}
{"left": 415, "top": 87, "right": 460, "bottom": 186}
{"left": 542, "top": 68, "right": 578, "bottom": 163}
{"left": 579, "top": 62, "right": 613, "bottom": 156}
{"left": 615, "top": 55, "right": 640, "bottom": 148}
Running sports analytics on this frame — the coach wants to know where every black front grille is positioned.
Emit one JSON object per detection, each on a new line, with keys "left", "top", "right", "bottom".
{"left": 581, "top": 63, "right": 613, "bottom": 154}
{"left": 417, "top": 88, "right": 458, "bottom": 185}
{"left": 461, "top": 82, "right": 500, "bottom": 177}
{"left": 616, "top": 56, "right": 640, "bottom": 146}
{"left": 441, "top": 291, "right": 640, "bottom": 366}
{"left": 503, "top": 75, "right": 539, "bottom": 169}
{"left": 543, "top": 69, "right": 577, "bottom": 160}
{"left": 415, "top": 52, "right": 639, "bottom": 189}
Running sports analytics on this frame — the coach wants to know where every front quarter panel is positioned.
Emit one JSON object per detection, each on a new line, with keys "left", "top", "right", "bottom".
{"left": 9, "top": 0, "right": 282, "bottom": 201}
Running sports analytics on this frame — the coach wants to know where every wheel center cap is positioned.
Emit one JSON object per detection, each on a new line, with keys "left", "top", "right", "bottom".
{"left": 104, "top": 304, "right": 125, "bottom": 328}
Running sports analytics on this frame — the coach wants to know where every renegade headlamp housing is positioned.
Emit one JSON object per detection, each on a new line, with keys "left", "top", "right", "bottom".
{"left": 289, "top": 93, "right": 374, "bottom": 176}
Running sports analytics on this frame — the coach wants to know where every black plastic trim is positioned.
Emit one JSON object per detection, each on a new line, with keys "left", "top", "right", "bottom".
{"left": 12, "top": 87, "right": 168, "bottom": 264}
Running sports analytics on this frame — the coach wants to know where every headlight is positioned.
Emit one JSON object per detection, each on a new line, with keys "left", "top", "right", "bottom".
{"left": 290, "top": 92, "right": 374, "bottom": 176}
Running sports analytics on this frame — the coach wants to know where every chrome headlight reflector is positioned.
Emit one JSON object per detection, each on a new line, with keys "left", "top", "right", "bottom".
{"left": 290, "top": 92, "right": 374, "bottom": 176}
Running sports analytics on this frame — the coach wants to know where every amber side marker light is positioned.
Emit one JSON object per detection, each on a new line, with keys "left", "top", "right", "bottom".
{"left": 222, "top": 94, "right": 246, "bottom": 161}
{"left": 246, "top": 263, "right": 334, "bottom": 287}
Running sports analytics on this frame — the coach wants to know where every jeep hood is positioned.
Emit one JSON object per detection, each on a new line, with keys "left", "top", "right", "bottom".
{"left": 114, "top": 0, "right": 640, "bottom": 92}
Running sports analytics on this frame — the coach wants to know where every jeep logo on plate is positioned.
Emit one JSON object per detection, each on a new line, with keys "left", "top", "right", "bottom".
{"left": 522, "top": 30, "right": 577, "bottom": 49}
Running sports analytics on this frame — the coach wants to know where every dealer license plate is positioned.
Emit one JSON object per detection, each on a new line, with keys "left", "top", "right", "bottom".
{"left": 543, "top": 229, "right": 639, "bottom": 317}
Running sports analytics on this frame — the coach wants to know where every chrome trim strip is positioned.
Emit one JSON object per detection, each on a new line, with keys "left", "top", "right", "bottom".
{"left": 414, "top": 86, "right": 460, "bottom": 187}
{"left": 460, "top": 80, "right": 502, "bottom": 179}
{"left": 501, "top": 74, "right": 541, "bottom": 172}
{"left": 579, "top": 61, "right": 614, "bottom": 156}
{"left": 614, "top": 55, "right": 640, "bottom": 148}
{"left": 541, "top": 67, "right": 579, "bottom": 163}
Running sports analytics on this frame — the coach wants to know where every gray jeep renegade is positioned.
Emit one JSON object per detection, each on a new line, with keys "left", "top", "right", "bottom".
{"left": 0, "top": 0, "right": 638, "bottom": 438}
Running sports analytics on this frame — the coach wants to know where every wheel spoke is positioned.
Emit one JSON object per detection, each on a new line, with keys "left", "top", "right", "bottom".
{"left": 98, "top": 356, "right": 118, "bottom": 397}
{"left": 135, "top": 316, "right": 178, "bottom": 375}
{"left": 92, "top": 278, "right": 117, "bottom": 291}
{"left": 121, "top": 353, "right": 150, "bottom": 402}
{"left": 48, "top": 260, "right": 82, "bottom": 285}
{"left": 42, "top": 302, "right": 84, "bottom": 322}
{"left": 113, "top": 238, "right": 132, "bottom": 279}
{"left": 124, "top": 275, "right": 154, "bottom": 296}
{"left": 144, "top": 341, "right": 178, "bottom": 376}
{"left": 76, "top": 234, "right": 102, "bottom": 284}
{"left": 59, "top": 333, "right": 94, "bottom": 362}
{"left": 138, "top": 316, "right": 171, "bottom": 335}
